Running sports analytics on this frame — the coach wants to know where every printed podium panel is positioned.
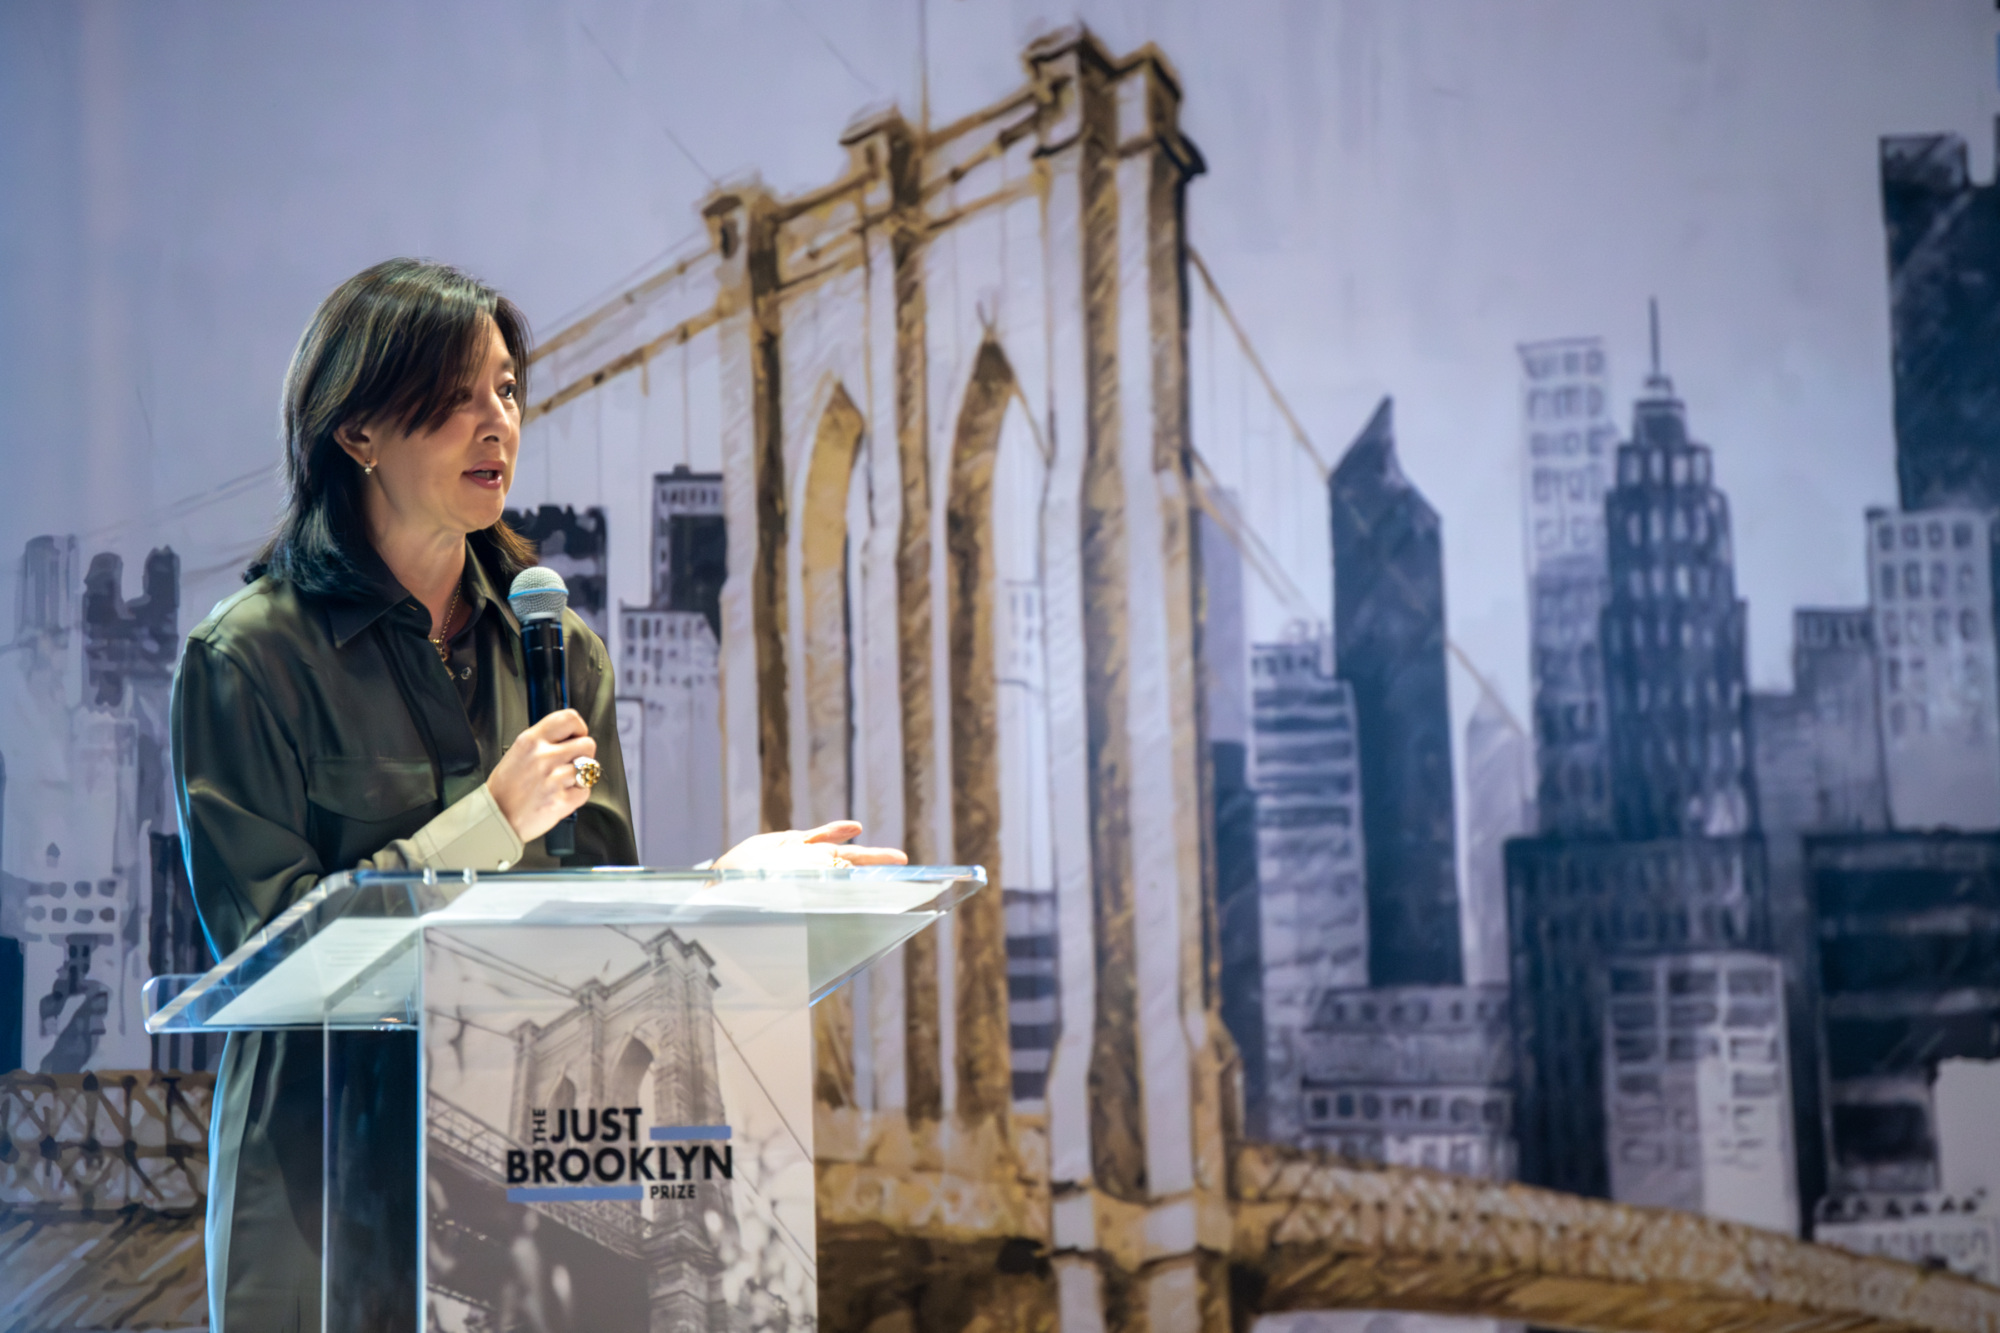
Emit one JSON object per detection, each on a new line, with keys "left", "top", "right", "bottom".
{"left": 142, "top": 866, "right": 982, "bottom": 1333}
{"left": 420, "top": 920, "right": 815, "bottom": 1333}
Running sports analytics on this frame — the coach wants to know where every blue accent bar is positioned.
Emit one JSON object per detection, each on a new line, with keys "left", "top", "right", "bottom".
{"left": 508, "top": 1185, "right": 643, "bottom": 1202}
{"left": 650, "top": 1124, "right": 732, "bottom": 1141}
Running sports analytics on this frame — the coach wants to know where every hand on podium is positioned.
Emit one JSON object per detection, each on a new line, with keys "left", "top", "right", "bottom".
{"left": 710, "top": 820, "right": 908, "bottom": 871}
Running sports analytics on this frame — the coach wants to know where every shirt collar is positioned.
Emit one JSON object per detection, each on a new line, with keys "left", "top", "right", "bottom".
{"left": 324, "top": 540, "right": 520, "bottom": 648}
{"left": 461, "top": 544, "right": 520, "bottom": 635}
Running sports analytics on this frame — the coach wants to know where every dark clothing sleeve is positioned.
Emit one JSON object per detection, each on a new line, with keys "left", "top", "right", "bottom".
{"left": 171, "top": 639, "right": 533, "bottom": 958}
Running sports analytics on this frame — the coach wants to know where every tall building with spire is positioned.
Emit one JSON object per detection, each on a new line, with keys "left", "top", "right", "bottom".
{"left": 1331, "top": 398, "right": 1463, "bottom": 988}
{"left": 1601, "top": 307, "right": 1756, "bottom": 839}
{"left": 1506, "top": 309, "right": 1786, "bottom": 1221}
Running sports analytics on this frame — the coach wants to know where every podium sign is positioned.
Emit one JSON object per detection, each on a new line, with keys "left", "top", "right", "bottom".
{"left": 145, "top": 866, "right": 983, "bottom": 1333}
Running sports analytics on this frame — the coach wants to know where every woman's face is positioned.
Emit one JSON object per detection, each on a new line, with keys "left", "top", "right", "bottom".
{"left": 341, "top": 317, "right": 521, "bottom": 542}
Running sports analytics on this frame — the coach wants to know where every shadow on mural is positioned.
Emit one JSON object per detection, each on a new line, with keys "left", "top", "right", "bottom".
{"left": 6, "top": 17, "right": 2000, "bottom": 1333}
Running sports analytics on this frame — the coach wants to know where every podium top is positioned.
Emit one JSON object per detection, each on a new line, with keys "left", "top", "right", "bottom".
{"left": 145, "top": 865, "right": 984, "bottom": 1033}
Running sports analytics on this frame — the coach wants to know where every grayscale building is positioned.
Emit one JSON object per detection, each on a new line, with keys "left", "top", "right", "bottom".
{"left": 1462, "top": 689, "right": 1530, "bottom": 985}
{"left": 1504, "top": 833, "right": 1770, "bottom": 1198}
{"left": 1201, "top": 506, "right": 1266, "bottom": 1129}
{"left": 1807, "top": 831, "right": 2000, "bottom": 1196}
{"left": 646, "top": 466, "right": 727, "bottom": 638}
{"left": 1520, "top": 337, "right": 1616, "bottom": 835}
{"left": 1294, "top": 984, "right": 1513, "bottom": 1180}
{"left": 504, "top": 504, "right": 610, "bottom": 638}
{"left": 7, "top": 543, "right": 184, "bottom": 1074}
{"left": 620, "top": 469, "right": 727, "bottom": 868}
{"left": 1249, "top": 638, "right": 1367, "bottom": 1143}
{"left": 1600, "top": 332, "right": 1755, "bottom": 841}
{"left": 1601, "top": 951, "right": 1796, "bottom": 1233}
{"left": 1867, "top": 507, "right": 2000, "bottom": 830}
{"left": 1508, "top": 330, "right": 1785, "bottom": 1213}
{"left": 1752, "top": 608, "right": 1889, "bottom": 849}
{"left": 1788, "top": 609, "right": 1892, "bottom": 830}
{"left": 1815, "top": 1191, "right": 2000, "bottom": 1286}
{"left": 1750, "top": 606, "right": 1889, "bottom": 1217}
{"left": 1880, "top": 132, "right": 2000, "bottom": 514}
{"left": 1330, "top": 398, "right": 1462, "bottom": 987}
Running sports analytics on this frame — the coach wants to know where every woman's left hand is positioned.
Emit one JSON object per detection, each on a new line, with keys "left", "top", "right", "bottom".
{"left": 709, "top": 820, "right": 908, "bottom": 871}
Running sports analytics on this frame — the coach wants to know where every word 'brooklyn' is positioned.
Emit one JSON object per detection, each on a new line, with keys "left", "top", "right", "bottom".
{"left": 505, "top": 1142, "right": 734, "bottom": 1186}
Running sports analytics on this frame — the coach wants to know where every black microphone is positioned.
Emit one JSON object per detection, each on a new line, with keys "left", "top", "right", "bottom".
{"left": 508, "top": 567, "right": 576, "bottom": 860}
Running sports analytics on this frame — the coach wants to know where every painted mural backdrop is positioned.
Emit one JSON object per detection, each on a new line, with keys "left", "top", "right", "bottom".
{"left": 7, "top": 3, "right": 2000, "bottom": 1330}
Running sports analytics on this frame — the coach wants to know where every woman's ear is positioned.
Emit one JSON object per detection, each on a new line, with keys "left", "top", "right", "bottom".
{"left": 333, "top": 420, "right": 374, "bottom": 468}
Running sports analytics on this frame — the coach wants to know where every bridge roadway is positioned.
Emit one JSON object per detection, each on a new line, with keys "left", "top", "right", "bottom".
{"left": 6, "top": 1060, "right": 1999, "bottom": 1331}
{"left": 815, "top": 1109, "right": 2000, "bottom": 1333}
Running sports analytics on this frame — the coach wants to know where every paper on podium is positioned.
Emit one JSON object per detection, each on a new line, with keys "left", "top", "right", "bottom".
{"left": 206, "top": 916, "right": 420, "bottom": 1027}
{"left": 430, "top": 873, "right": 948, "bottom": 922}
{"left": 429, "top": 874, "right": 949, "bottom": 1000}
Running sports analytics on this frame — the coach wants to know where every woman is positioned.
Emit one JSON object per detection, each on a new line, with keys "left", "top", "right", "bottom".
{"left": 172, "top": 259, "right": 899, "bottom": 1332}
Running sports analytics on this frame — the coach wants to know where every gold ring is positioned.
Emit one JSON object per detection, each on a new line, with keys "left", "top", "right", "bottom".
{"left": 572, "top": 757, "right": 602, "bottom": 789}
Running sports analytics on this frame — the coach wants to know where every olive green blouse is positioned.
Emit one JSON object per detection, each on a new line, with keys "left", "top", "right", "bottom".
{"left": 174, "top": 541, "right": 635, "bottom": 956}
{"left": 171, "top": 541, "right": 636, "bottom": 1332}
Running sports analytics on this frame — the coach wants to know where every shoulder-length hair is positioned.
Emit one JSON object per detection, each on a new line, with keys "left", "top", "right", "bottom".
{"left": 248, "top": 258, "right": 538, "bottom": 597}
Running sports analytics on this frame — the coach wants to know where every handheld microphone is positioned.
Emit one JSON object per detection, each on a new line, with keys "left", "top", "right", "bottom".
{"left": 508, "top": 567, "right": 576, "bottom": 859}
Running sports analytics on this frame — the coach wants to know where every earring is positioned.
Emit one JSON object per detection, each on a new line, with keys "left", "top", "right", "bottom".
{"left": 361, "top": 460, "right": 376, "bottom": 477}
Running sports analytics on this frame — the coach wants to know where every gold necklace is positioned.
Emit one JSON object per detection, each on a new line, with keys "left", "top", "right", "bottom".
{"left": 429, "top": 583, "right": 463, "bottom": 666}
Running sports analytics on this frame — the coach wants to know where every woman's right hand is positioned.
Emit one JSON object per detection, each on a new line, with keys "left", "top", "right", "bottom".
{"left": 489, "top": 708, "right": 596, "bottom": 843}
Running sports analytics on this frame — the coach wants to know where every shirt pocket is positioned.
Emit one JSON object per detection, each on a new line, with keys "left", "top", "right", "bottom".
{"left": 305, "top": 755, "right": 437, "bottom": 842}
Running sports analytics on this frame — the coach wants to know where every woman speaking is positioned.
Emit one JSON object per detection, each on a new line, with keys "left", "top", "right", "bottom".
{"left": 172, "top": 259, "right": 899, "bottom": 1332}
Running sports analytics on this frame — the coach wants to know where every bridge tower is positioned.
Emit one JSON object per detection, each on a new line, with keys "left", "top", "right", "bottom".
{"left": 684, "top": 26, "right": 1232, "bottom": 1333}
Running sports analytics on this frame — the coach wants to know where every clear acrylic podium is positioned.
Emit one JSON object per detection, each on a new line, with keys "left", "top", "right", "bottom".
{"left": 144, "top": 865, "right": 984, "bottom": 1333}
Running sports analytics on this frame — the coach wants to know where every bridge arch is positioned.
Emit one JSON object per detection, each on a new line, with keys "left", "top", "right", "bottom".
{"left": 944, "top": 339, "right": 1060, "bottom": 1117}
{"left": 790, "top": 381, "right": 869, "bottom": 827}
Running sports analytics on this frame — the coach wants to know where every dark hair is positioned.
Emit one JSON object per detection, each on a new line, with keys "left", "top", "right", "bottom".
{"left": 248, "top": 258, "right": 538, "bottom": 597}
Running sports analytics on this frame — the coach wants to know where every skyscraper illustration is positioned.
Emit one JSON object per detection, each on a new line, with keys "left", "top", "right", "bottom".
{"left": 1807, "top": 831, "right": 2000, "bottom": 1197}
{"left": 1507, "top": 312, "right": 1785, "bottom": 1218}
{"left": 1751, "top": 606, "right": 1890, "bottom": 1217}
{"left": 1331, "top": 399, "right": 1463, "bottom": 987}
{"left": 1600, "top": 313, "right": 1755, "bottom": 840}
{"left": 1880, "top": 133, "right": 2000, "bottom": 513}
{"left": 504, "top": 504, "right": 610, "bottom": 638}
{"left": 1601, "top": 951, "right": 1796, "bottom": 1232}
{"left": 1866, "top": 507, "right": 2000, "bottom": 829}
{"left": 3, "top": 539, "right": 183, "bottom": 1073}
{"left": 1248, "top": 638, "right": 1368, "bottom": 1141}
{"left": 1201, "top": 504, "right": 1266, "bottom": 1133}
{"left": 1295, "top": 983, "right": 1514, "bottom": 1179}
{"left": 620, "top": 469, "right": 727, "bottom": 867}
{"left": 1520, "top": 337, "right": 1616, "bottom": 834}
{"left": 1462, "top": 690, "right": 1530, "bottom": 984}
